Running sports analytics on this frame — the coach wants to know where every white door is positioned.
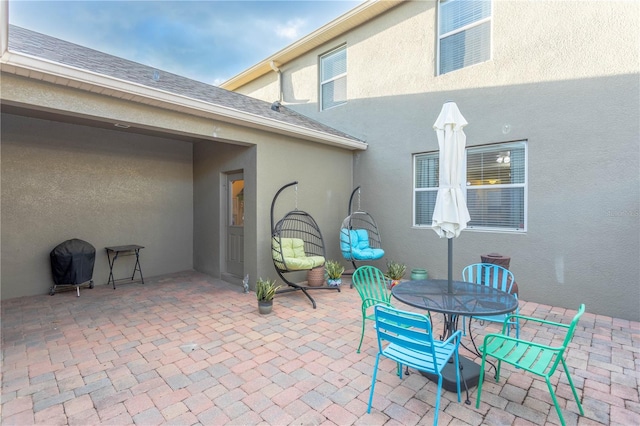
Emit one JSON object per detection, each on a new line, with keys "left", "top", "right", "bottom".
{"left": 226, "top": 172, "right": 244, "bottom": 277}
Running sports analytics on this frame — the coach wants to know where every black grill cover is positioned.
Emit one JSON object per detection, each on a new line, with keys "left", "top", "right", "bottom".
{"left": 50, "top": 239, "right": 96, "bottom": 285}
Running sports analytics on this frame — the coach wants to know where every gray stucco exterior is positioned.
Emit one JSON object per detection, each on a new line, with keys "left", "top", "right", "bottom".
{"left": 1, "top": 23, "right": 362, "bottom": 301}
{"left": 228, "top": 0, "right": 640, "bottom": 320}
{"left": 1, "top": 113, "right": 194, "bottom": 299}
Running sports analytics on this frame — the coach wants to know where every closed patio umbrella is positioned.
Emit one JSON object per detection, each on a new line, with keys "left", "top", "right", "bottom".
{"left": 432, "top": 101, "right": 471, "bottom": 293}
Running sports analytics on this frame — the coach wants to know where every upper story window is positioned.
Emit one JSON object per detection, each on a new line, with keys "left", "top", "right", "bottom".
{"left": 414, "top": 141, "right": 527, "bottom": 232}
{"left": 438, "top": 0, "right": 492, "bottom": 75}
{"left": 320, "top": 46, "right": 347, "bottom": 111}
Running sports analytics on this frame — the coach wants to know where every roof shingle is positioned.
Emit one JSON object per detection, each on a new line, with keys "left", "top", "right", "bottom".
{"left": 7, "top": 25, "right": 362, "bottom": 143}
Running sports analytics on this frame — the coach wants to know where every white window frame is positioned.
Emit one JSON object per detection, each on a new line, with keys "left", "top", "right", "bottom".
{"left": 319, "top": 45, "right": 347, "bottom": 111}
{"left": 413, "top": 141, "right": 528, "bottom": 233}
{"left": 437, "top": 0, "right": 492, "bottom": 75}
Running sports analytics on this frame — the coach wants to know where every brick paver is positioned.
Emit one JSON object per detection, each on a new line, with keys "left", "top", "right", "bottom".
{"left": 2, "top": 270, "right": 638, "bottom": 425}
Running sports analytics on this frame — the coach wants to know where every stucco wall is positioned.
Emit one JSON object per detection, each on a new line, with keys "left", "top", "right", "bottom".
{"left": 193, "top": 140, "right": 256, "bottom": 282}
{"left": 232, "top": 0, "right": 640, "bottom": 320}
{"left": 255, "top": 134, "right": 354, "bottom": 286}
{"left": 1, "top": 114, "right": 194, "bottom": 299}
{"left": 193, "top": 129, "right": 354, "bottom": 292}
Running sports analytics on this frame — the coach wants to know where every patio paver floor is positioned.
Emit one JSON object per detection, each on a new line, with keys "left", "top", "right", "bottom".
{"left": 1, "top": 270, "right": 639, "bottom": 425}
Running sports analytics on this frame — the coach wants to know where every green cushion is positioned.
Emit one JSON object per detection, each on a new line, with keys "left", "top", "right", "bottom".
{"left": 282, "top": 256, "right": 325, "bottom": 270}
{"left": 273, "top": 237, "right": 325, "bottom": 271}
{"left": 290, "top": 238, "right": 307, "bottom": 259}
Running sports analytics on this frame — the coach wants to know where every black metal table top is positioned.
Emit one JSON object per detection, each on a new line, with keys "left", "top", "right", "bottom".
{"left": 105, "top": 245, "right": 144, "bottom": 252}
{"left": 392, "top": 279, "right": 518, "bottom": 317}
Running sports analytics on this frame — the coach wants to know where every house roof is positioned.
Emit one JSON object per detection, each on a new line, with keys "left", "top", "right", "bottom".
{"left": 2, "top": 25, "right": 367, "bottom": 150}
{"left": 221, "top": 0, "right": 403, "bottom": 91}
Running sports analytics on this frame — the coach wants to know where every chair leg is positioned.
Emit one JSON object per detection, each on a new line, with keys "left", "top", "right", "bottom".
{"left": 475, "top": 355, "right": 487, "bottom": 409}
{"left": 561, "top": 358, "right": 585, "bottom": 416}
{"left": 357, "top": 316, "right": 366, "bottom": 353}
{"left": 546, "top": 376, "right": 567, "bottom": 426}
{"left": 453, "top": 349, "right": 461, "bottom": 402}
{"left": 367, "top": 355, "right": 381, "bottom": 413}
{"left": 433, "top": 375, "right": 443, "bottom": 426}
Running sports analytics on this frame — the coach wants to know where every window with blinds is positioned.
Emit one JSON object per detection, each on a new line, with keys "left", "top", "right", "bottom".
{"left": 438, "top": 0, "right": 492, "bottom": 75}
{"left": 413, "top": 141, "right": 527, "bottom": 232}
{"left": 414, "top": 153, "right": 440, "bottom": 226}
{"left": 320, "top": 46, "right": 347, "bottom": 111}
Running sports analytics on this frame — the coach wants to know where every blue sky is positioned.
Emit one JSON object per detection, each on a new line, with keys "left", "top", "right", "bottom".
{"left": 9, "top": 0, "right": 362, "bottom": 85}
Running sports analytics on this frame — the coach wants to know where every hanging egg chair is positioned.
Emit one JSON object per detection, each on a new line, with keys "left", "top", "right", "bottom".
{"left": 271, "top": 181, "right": 340, "bottom": 309}
{"left": 340, "top": 186, "right": 385, "bottom": 274}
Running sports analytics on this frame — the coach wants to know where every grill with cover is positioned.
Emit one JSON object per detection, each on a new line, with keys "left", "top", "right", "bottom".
{"left": 50, "top": 238, "right": 95, "bottom": 296}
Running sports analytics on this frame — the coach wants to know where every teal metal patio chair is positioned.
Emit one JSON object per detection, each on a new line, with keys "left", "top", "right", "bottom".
{"left": 476, "top": 304, "right": 586, "bottom": 426}
{"left": 367, "top": 304, "right": 462, "bottom": 425}
{"left": 351, "top": 265, "right": 392, "bottom": 353}
{"left": 462, "top": 263, "right": 519, "bottom": 339}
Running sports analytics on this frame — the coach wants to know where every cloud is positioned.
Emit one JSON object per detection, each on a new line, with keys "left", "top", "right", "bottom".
{"left": 8, "top": 0, "right": 363, "bottom": 84}
{"left": 275, "top": 18, "right": 306, "bottom": 40}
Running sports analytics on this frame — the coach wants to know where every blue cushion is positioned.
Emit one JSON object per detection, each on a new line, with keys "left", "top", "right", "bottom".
{"left": 352, "top": 247, "right": 385, "bottom": 260}
{"left": 355, "top": 229, "right": 370, "bottom": 250}
{"left": 340, "top": 228, "right": 352, "bottom": 258}
{"left": 340, "top": 228, "right": 384, "bottom": 260}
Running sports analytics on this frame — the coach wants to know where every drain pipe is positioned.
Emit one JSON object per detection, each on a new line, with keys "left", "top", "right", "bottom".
{"left": 0, "top": 0, "right": 8, "bottom": 58}
{"left": 270, "top": 60, "right": 283, "bottom": 103}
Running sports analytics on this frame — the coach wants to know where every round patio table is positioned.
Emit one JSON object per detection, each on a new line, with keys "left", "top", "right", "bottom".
{"left": 391, "top": 279, "right": 518, "bottom": 400}
{"left": 392, "top": 279, "right": 518, "bottom": 341}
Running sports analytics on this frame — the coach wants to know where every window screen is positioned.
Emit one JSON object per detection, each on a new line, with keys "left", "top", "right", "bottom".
{"left": 438, "top": 0, "right": 491, "bottom": 74}
{"left": 466, "top": 143, "right": 526, "bottom": 230}
{"left": 413, "top": 141, "right": 527, "bottom": 232}
{"left": 320, "top": 46, "right": 347, "bottom": 110}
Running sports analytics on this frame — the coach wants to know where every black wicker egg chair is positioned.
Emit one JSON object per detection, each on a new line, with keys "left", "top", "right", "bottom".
{"left": 271, "top": 181, "right": 340, "bottom": 309}
{"left": 340, "top": 187, "right": 385, "bottom": 276}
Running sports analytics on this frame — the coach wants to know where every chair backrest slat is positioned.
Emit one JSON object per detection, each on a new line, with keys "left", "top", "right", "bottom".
{"left": 374, "top": 304, "right": 439, "bottom": 368}
{"left": 533, "top": 304, "right": 585, "bottom": 376}
{"left": 462, "top": 263, "right": 514, "bottom": 293}
{"left": 352, "top": 266, "right": 391, "bottom": 307}
{"left": 560, "top": 304, "right": 586, "bottom": 352}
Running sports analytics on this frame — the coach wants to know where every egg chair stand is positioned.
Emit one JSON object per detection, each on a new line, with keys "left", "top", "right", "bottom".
{"left": 271, "top": 181, "right": 339, "bottom": 309}
{"left": 340, "top": 187, "right": 385, "bottom": 283}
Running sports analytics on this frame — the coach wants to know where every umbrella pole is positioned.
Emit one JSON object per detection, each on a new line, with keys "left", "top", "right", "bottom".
{"left": 448, "top": 238, "right": 453, "bottom": 293}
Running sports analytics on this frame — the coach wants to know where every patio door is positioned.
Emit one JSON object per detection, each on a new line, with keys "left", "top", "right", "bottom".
{"left": 226, "top": 172, "right": 244, "bottom": 277}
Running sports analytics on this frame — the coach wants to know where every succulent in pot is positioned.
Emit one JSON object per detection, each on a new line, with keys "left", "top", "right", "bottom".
{"left": 385, "top": 260, "right": 406, "bottom": 288}
{"left": 256, "top": 278, "right": 281, "bottom": 314}
{"left": 325, "top": 260, "right": 345, "bottom": 287}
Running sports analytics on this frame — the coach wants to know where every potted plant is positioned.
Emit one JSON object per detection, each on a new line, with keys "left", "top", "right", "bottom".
{"left": 325, "top": 260, "right": 345, "bottom": 287}
{"left": 256, "top": 277, "right": 281, "bottom": 314}
{"left": 385, "top": 260, "right": 406, "bottom": 289}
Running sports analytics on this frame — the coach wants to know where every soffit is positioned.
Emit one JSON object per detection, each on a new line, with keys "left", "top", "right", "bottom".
{"left": 1, "top": 102, "right": 211, "bottom": 144}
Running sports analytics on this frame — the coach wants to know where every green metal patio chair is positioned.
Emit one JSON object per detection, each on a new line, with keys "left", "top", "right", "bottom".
{"left": 476, "top": 304, "right": 586, "bottom": 426}
{"left": 367, "top": 304, "right": 462, "bottom": 426}
{"left": 351, "top": 265, "right": 392, "bottom": 353}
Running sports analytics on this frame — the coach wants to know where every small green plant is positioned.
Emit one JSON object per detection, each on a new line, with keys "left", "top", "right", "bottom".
{"left": 256, "top": 278, "right": 281, "bottom": 302}
{"left": 385, "top": 260, "right": 406, "bottom": 281}
{"left": 325, "top": 260, "right": 345, "bottom": 280}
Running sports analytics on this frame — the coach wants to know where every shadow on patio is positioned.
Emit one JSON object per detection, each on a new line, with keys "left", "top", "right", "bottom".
{"left": 1, "top": 271, "right": 638, "bottom": 425}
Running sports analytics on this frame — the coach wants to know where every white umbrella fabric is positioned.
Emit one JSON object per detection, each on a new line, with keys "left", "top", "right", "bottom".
{"left": 432, "top": 101, "right": 470, "bottom": 293}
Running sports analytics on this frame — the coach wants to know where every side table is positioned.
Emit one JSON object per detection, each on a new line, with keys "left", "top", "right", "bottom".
{"left": 105, "top": 245, "right": 144, "bottom": 289}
